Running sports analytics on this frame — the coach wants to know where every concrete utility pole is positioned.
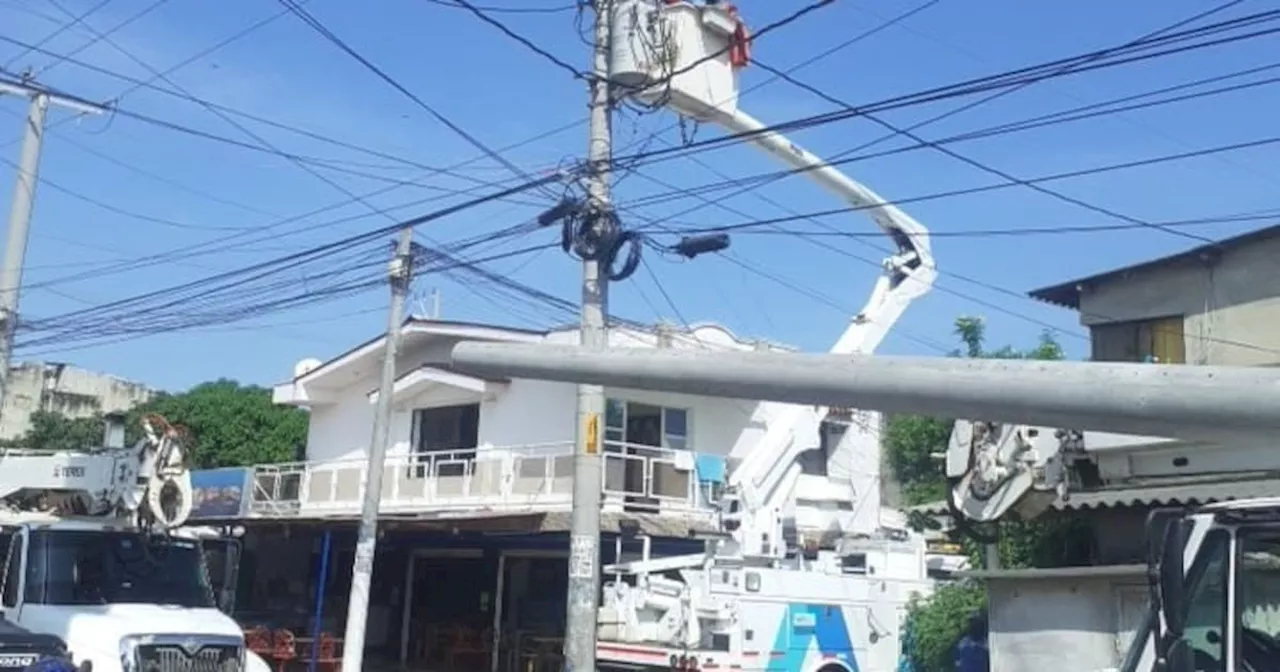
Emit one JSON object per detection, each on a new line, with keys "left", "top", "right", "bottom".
{"left": 564, "top": 0, "right": 613, "bottom": 670}
{"left": 340, "top": 228, "right": 415, "bottom": 672}
{"left": 448, "top": 343, "right": 1280, "bottom": 443}
{"left": 0, "top": 80, "right": 101, "bottom": 420}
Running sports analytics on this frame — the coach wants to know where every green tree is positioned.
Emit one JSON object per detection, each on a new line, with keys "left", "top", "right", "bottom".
{"left": 129, "top": 379, "right": 308, "bottom": 468}
{"left": 904, "top": 582, "right": 986, "bottom": 672}
{"left": 0, "top": 410, "right": 106, "bottom": 452}
{"left": 890, "top": 317, "right": 1090, "bottom": 672}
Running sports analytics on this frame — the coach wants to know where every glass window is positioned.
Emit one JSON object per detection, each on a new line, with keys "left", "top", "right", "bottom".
{"left": 606, "top": 398, "right": 626, "bottom": 431}
{"left": 605, "top": 398, "right": 626, "bottom": 446}
{"left": 24, "top": 530, "right": 214, "bottom": 608}
{"left": 604, "top": 399, "right": 691, "bottom": 450}
{"left": 1179, "top": 530, "right": 1228, "bottom": 668}
{"left": 662, "top": 408, "right": 688, "bottom": 450}
{"left": 1234, "top": 531, "right": 1280, "bottom": 669}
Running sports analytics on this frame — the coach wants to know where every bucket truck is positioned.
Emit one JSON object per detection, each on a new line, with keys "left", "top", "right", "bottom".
{"left": 515, "top": 2, "right": 955, "bottom": 671}
{"left": 0, "top": 413, "right": 270, "bottom": 672}
{"left": 454, "top": 0, "right": 1280, "bottom": 655}
{"left": 612, "top": 0, "right": 937, "bottom": 553}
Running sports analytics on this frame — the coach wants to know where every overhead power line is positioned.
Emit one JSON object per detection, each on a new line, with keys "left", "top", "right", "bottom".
{"left": 422, "top": 0, "right": 576, "bottom": 13}
{"left": 623, "top": 133, "right": 1280, "bottom": 214}
{"left": 275, "top": 0, "right": 555, "bottom": 195}
{"left": 0, "top": 35, "right": 544, "bottom": 193}
{"left": 755, "top": 59, "right": 1222, "bottom": 243}
{"left": 664, "top": 209, "right": 1280, "bottom": 240}
{"left": 2, "top": 0, "right": 114, "bottom": 70}
{"left": 610, "top": 9, "right": 1280, "bottom": 169}
{"left": 613, "top": 0, "right": 1262, "bottom": 251}
{"left": 18, "top": 174, "right": 564, "bottom": 345}
{"left": 35, "top": 0, "right": 172, "bottom": 77}
{"left": 446, "top": 0, "right": 585, "bottom": 80}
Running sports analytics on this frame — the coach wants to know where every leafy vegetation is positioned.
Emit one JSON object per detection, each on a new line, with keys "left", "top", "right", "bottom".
{"left": 889, "top": 316, "right": 1094, "bottom": 671}
{"left": 4, "top": 379, "right": 307, "bottom": 468}
{"left": 904, "top": 582, "right": 986, "bottom": 672}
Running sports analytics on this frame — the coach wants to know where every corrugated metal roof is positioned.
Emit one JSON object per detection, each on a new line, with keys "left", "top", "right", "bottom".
{"left": 1026, "top": 223, "right": 1280, "bottom": 310}
{"left": 910, "top": 477, "right": 1280, "bottom": 516}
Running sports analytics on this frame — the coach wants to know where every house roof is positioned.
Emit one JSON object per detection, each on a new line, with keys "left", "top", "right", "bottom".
{"left": 291, "top": 317, "right": 546, "bottom": 386}
{"left": 910, "top": 474, "right": 1280, "bottom": 517}
{"left": 1027, "top": 223, "right": 1280, "bottom": 310}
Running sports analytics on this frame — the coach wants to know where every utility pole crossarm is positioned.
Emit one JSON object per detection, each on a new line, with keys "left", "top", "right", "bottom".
{"left": 0, "top": 80, "right": 106, "bottom": 116}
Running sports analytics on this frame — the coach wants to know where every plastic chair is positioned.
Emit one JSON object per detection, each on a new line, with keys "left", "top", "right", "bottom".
{"left": 312, "top": 633, "right": 341, "bottom": 672}
{"left": 271, "top": 630, "right": 296, "bottom": 672}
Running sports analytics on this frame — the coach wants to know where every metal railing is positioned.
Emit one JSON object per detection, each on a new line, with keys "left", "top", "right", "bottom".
{"left": 246, "top": 440, "right": 706, "bottom": 518}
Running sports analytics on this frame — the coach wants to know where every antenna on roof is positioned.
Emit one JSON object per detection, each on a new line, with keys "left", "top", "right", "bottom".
{"left": 411, "top": 288, "right": 442, "bottom": 320}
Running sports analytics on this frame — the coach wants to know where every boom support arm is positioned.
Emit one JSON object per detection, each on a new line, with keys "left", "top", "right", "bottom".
{"left": 0, "top": 413, "right": 194, "bottom": 529}
{"left": 712, "top": 109, "right": 937, "bottom": 548}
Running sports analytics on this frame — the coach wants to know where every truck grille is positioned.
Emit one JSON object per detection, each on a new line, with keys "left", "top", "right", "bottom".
{"left": 135, "top": 642, "right": 241, "bottom": 672}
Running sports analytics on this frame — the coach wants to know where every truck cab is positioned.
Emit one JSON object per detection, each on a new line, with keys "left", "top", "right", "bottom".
{"left": 1120, "top": 499, "right": 1280, "bottom": 672}
{"left": 0, "top": 517, "right": 270, "bottom": 672}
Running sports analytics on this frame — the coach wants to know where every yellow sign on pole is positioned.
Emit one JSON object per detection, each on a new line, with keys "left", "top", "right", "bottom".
{"left": 585, "top": 413, "right": 600, "bottom": 455}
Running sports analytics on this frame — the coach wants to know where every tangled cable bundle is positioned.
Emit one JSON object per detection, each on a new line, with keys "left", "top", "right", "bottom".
{"left": 559, "top": 202, "right": 643, "bottom": 281}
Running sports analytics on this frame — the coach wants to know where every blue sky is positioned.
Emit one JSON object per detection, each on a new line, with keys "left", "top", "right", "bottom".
{"left": 0, "top": 0, "right": 1275, "bottom": 392}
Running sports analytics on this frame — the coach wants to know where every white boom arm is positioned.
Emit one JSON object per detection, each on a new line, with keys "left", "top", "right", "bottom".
{"left": 0, "top": 413, "right": 194, "bottom": 530}
{"left": 712, "top": 109, "right": 935, "bottom": 555}
{"left": 610, "top": 0, "right": 936, "bottom": 555}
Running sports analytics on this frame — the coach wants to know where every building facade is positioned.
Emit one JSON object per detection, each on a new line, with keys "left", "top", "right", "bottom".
{"left": 1028, "top": 224, "right": 1280, "bottom": 366}
{"left": 251, "top": 318, "right": 884, "bottom": 542}
{"left": 0, "top": 361, "right": 154, "bottom": 441}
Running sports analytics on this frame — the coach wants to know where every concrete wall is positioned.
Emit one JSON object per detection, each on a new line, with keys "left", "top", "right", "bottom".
{"left": 985, "top": 568, "right": 1150, "bottom": 672}
{"left": 0, "top": 362, "right": 154, "bottom": 441}
{"left": 1077, "top": 234, "right": 1280, "bottom": 366}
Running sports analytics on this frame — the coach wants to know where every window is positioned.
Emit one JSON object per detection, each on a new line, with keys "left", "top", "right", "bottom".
{"left": 1177, "top": 530, "right": 1229, "bottom": 668}
{"left": 1091, "top": 316, "right": 1186, "bottom": 363}
{"left": 1233, "top": 530, "right": 1280, "bottom": 669}
{"left": 411, "top": 404, "right": 480, "bottom": 476}
{"left": 604, "top": 399, "right": 689, "bottom": 450}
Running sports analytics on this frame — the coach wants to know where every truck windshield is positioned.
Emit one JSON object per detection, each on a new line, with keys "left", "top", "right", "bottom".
{"left": 24, "top": 530, "right": 215, "bottom": 608}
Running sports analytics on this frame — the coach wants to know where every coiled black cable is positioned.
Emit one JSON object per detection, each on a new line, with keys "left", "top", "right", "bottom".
{"left": 560, "top": 204, "right": 643, "bottom": 282}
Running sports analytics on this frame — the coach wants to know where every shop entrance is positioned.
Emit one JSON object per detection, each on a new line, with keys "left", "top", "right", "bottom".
{"left": 493, "top": 552, "right": 568, "bottom": 672}
{"left": 400, "top": 549, "right": 496, "bottom": 670}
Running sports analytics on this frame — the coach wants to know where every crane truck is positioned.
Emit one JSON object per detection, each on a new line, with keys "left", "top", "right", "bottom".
{"left": 0, "top": 412, "right": 271, "bottom": 672}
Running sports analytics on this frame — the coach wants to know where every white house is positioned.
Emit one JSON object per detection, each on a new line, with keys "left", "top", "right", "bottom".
{"left": 251, "top": 317, "right": 886, "bottom": 543}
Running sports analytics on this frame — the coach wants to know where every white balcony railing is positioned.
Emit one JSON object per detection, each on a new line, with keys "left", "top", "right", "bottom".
{"left": 246, "top": 440, "right": 709, "bottom": 519}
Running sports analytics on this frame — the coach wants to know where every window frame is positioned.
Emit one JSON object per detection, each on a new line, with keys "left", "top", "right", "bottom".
{"left": 1177, "top": 528, "right": 1232, "bottom": 667}
{"left": 0, "top": 526, "right": 19, "bottom": 610}
{"left": 1090, "top": 315, "right": 1186, "bottom": 364}
{"left": 1230, "top": 526, "right": 1280, "bottom": 671}
{"left": 604, "top": 398, "right": 691, "bottom": 451}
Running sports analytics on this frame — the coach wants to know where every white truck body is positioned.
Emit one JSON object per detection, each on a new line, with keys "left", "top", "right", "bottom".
{"left": 0, "top": 415, "right": 271, "bottom": 672}
{"left": 0, "top": 515, "right": 271, "bottom": 672}
{"left": 597, "top": 536, "right": 939, "bottom": 672}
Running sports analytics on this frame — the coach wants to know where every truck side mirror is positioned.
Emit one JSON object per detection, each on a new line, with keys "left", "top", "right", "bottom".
{"left": 1158, "top": 517, "right": 1190, "bottom": 637}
